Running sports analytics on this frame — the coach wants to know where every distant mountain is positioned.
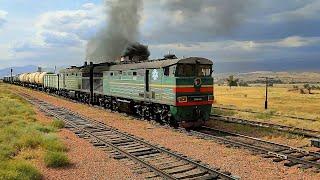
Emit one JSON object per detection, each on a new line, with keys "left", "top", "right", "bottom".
{"left": 215, "top": 71, "right": 320, "bottom": 84}
{"left": 214, "top": 59, "right": 320, "bottom": 73}
{"left": 0, "top": 65, "right": 38, "bottom": 78}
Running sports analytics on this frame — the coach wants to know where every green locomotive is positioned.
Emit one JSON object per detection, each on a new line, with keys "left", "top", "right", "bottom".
{"left": 13, "top": 56, "right": 214, "bottom": 128}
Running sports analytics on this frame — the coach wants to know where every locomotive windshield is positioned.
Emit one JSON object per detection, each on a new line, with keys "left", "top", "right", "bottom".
{"left": 175, "top": 64, "right": 212, "bottom": 77}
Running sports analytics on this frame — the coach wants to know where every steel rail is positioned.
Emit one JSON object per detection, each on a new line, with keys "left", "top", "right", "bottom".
{"left": 212, "top": 106, "right": 319, "bottom": 122}
{"left": 19, "top": 92, "right": 237, "bottom": 180}
{"left": 201, "top": 126, "right": 320, "bottom": 156}
{"left": 210, "top": 114, "right": 320, "bottom": 139}
{"left": 25, "top": 95, "right": 177, "bottom": 179}
{"left": 193, "top": 127, "right": 320, "bottom": 169}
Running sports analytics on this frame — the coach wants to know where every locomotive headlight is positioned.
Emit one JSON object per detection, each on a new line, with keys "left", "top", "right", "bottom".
{"left": 208, "top": 95, "right": 214, "bottom": 101}
{"left": 177, "top": 96, "right": 188, "bottom": 103}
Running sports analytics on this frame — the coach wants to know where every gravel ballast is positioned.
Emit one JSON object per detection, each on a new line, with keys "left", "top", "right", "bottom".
{"left": 32, "top": 100, "right": 144, "bottom": 180}
{"left": 12, "top": 86, "right": 320, "bottom": 179}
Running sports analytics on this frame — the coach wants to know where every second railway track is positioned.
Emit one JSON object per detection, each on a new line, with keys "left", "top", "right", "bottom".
{"left": 18, "top": 92, "right": 238, "bottom": 180}
{"left": 211, "top": 114, "right": 320, "bottom": 139}
{"left": 191, "top": 126, "right": 320, "bottom": 171}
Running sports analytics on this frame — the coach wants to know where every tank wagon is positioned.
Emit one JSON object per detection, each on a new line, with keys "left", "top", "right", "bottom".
{"left": 14, "top": 72, "right": 48, "bottom": 89}
{"left": 6, "top": 56, "right": 214, "bottom": 128}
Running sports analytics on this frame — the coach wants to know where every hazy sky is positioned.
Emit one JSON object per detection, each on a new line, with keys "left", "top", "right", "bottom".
{"left": 0, "top": 0, "right": 319, "bottom": 69}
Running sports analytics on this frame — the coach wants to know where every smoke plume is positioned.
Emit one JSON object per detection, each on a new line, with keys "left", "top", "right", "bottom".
{"left": 86, "top": 0, "right": 143, "bottom": 62}
{"left": 122, "top": 42, "right": 150, "bottom": 61}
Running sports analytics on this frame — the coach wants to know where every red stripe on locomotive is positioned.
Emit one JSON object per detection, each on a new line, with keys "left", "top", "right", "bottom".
{"left": 176, "top": 101, "right": 213, "bottom": 106}
{"left": 173, "top": 87, "right": 214, "bottom": 93}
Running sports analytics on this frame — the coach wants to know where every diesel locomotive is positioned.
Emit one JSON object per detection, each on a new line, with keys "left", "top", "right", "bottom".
{"left": 4, "top": 56, "right": 214, "bottom": 128}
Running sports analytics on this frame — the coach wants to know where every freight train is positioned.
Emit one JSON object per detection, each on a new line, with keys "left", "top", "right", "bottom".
{"left": 3, "top": 56, "right": 214, "bottom": 128}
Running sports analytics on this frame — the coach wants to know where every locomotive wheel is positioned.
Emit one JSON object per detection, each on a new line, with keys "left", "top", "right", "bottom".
{"left": 135, "top": 105, "right": 143, "bottom": 118}
{"left": 111, "top": 99, "right": 119, "bottom": 112}
{"left": 105, "top": 99, "right": 111, "bottom": 109}
{"left": 159, "top": 106, "right": 170, "bottom": 124}
{"left": 168, "top": 115, "right": 178, "bottom": 128}
{"left": 143, "top": 105, "right": 151, "bottom": 120}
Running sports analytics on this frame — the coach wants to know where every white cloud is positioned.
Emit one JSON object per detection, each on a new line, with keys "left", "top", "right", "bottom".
{"left": 11, "top": 41, "right": 45, "bottom": 53}
{"left": 39, "top": 31, "right": 83, "bottom": 47}
{"left": 36, "top": 4, "right": 104, "bottom": 42}
{"left": 82, "top": 3, "right": 96, "bottom": 10}
{"left": 150, "top": 40, "right": 261, "bottom": 52}
{"left": 11, "top": 3, "right": 104, "bottom": 54}
{"left": 0, "top": 44, "right": 13, "bottom": 60}
{"left": 249, "top": 36, "right": 320, "bottom": 48}
{"left": 149, "top": 36, "right": 320, "bottom": 61}
{"left": 0, "top": 10, "right": 8, "bottom": 27}
{"left": 5, "top": 3, "right": 104, "bottom": 68}
{"left": 276, "top": 36, "right": 318, "bottom": 47}
{"left": 270, "top": 1, "right": 320, "bottom": 22}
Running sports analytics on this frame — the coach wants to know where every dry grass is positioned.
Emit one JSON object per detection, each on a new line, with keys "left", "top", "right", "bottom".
{"left": 213, "top": 85, "right": 320, "bottom": 131}
{"left": 0, "top": 83, "right": 69, "bottom": 180}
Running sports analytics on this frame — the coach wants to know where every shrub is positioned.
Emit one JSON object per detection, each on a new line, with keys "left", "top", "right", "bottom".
{"left": 43, "top": 140, "right": 67, "bottom": 152}
{"left": 0, "top": 145, "right": 16, "bottom": 161}
{"left": 300, "top": 89, "right": 306, "bottom": 94}
{"left": 51, "top": 119, "right": 65, "bottom": 129}
{"left": 36, "top": 125, "right": 54, "bottom": 133}
{"left": 0, "top": 168, "right": 18, "bottom": 180}
{"left": 42, "top": 134, "right": 67, "bottom": 152}
{"left": 0, "top": 161, "right": 42, "bottom": 180}
{"left": 17, "top": 133, "right": 43, "bottom": 149}
{"left": 13, "top": 161, "right": 42, "bottom": 180}
{"left": 44, "top": 151, "right": 70, "bottom": 168}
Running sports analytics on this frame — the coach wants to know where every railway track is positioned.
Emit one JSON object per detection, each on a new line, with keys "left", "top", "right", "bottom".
{"left": 17, "top": 85, "right": 320, "bottom": 139}
{"left": 212, "top": 106, "right": 319, "bottom": 122}
{"left": 18, "top": 92, "right": 238, "bottom": 180}
{"left": 211, "top": 114, "right": 320, "bottom": 139}
{"left": 191, "top": 126, "right": 320, "bottom": 171}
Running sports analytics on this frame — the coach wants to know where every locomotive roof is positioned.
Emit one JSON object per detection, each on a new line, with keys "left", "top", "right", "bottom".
{"left": 109, "top": 57, "right": 213, "bottom": 71}
{"left": 59, "top": 57, "right": 213, "bottom": 73}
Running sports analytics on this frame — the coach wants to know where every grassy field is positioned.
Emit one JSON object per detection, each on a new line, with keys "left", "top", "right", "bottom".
{"left": 213, "top": 85, "right": 320, "bottom": 131}
{"left": 0, "top": 84, "right": 69, "bottom": 179}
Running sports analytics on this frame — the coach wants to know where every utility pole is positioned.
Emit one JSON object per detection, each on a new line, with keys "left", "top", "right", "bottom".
{"left": 259, "top": 77, "right": 274, "bottom": 110}
{"left": 265, "top": 77, "right": 268, "bottom": 109}
{"left": 10, "top": 68, "right": 13, "bottom": 84}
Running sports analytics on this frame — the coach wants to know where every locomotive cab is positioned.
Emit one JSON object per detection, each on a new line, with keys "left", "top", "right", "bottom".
{"left": 169, "top": 58, "right": 214, "bottom": 128}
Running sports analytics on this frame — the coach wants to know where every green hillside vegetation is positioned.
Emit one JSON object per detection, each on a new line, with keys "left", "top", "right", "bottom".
{"left": 0, "top": 84, "right": 69, "bottom": 180}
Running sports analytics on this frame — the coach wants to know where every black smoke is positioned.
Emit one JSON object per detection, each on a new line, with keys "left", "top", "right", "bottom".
{"left": 86, "top": 0, "right": 143, "bottom": 62}
{"left": 122, "top": 42, "right": 150, "bottom": 61}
